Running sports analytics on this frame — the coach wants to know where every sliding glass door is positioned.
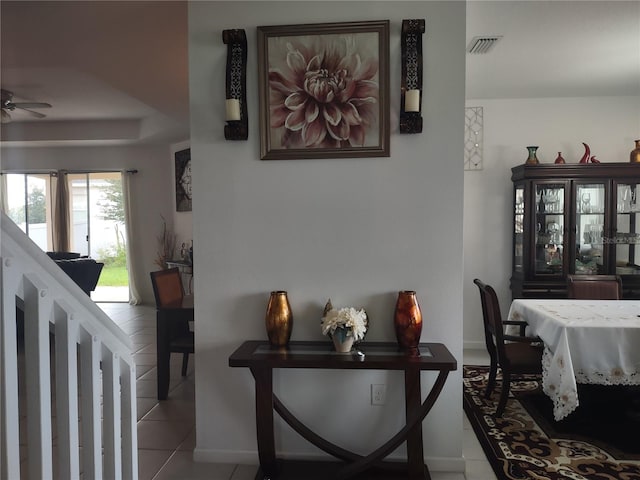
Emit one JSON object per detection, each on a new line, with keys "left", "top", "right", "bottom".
{"left": 68, "top": 172, "right": 128, "bottom": 302}
{"left": 4, "top": 171, "right": 129, "bottom": 302}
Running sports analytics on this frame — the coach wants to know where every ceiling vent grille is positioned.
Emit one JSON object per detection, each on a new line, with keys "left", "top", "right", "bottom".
{"left": 467, "top": 36, "right": 502, "bottom": 54}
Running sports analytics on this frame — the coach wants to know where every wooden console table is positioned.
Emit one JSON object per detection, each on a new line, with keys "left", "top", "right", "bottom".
{"left": 228, "top": 341, "right": 457, "bottom": 480}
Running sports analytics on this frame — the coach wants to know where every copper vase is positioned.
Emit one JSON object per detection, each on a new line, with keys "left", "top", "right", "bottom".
{"left": 265, "top": 291, "right": 292, "bottom": 347}
{"left": 631, "top": 140, "right": 640, "bottom": 164}
{"left": 393, "top": 291, "right": 422, "bottom": 356}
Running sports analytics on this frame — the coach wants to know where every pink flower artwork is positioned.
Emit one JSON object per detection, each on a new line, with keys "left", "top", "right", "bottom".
{"left": 267, "top": 33, "right": 380, "bottom": 150}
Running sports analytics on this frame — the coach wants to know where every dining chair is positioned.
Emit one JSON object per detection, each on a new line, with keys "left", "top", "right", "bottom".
{"left": 473, "top": 279, "right": 543, "bottom": 416}
{"left": 150, "top": 268, "right": 194, "bottom": 400}
{"left": 567, "top": 274, "right": 623, "bottom": 300}
{"left": 567, "top": 275, "right": 622, "bottom": 300}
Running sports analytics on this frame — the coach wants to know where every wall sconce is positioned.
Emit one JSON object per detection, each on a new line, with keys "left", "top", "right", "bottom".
{"left": 223, "top": 29, "right": 248, "bottom": 140}
{"left": 400, "top": 19, "right": 425, "bottom": 134}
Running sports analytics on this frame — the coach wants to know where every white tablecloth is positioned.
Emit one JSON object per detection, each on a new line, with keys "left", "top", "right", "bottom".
{"left": 507, "top": 299, "right": 640, "bottom": 420}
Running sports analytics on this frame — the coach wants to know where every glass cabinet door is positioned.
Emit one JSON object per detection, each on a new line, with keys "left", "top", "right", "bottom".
{"left": 534, "top": 183, "right": 565, "bottom": 275}
{"left": 574, "top": 182, "right": 606, "bottom": 275}
{"left": 614, "top": 182, "right": 640, "bottom": 276}
{"left": 514, "top": 185, "right": 524, "bottom": 272}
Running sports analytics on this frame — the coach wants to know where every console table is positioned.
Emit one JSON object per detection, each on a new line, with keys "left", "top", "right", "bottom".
{"left": 228, "top": 340, "right": 457, "bottom": 480}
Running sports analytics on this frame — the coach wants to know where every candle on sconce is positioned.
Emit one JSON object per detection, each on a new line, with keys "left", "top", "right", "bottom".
{"left": 404, "top": 89, "right": 420, "bottom": 113}
{"left": 225, "top": 98, "right": 241, "bottom": 121}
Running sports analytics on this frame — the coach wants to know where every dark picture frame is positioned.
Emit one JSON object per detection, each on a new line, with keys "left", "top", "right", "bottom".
{"left": 175, "top": 148, "right": 192, "bottom": 212}
{"left": 257, "top": 20, "right": 390, "bottom": 160}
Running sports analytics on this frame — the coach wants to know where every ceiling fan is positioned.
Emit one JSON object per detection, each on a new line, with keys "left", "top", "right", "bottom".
{"left": 1, "top": 89, "right": 52, "bottom": 123}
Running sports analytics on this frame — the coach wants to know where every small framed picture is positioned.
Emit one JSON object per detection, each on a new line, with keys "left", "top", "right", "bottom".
{"left": 257, "top": 20, "right": 390, "bottom": 160}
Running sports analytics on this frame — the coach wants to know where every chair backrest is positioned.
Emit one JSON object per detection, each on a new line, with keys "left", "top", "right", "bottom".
{"left": 473, "top": 279, "right": 508, "bottom": 359}
{"left": 567, "top": 274, "right": 622, "bottom": 300}
{"left": 150, "top": 268, "right": 184, "bottom": 308}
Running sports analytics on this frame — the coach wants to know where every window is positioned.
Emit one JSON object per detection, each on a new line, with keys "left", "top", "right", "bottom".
{"left": 5, "top": 173, "right": 53, "bottom": 251}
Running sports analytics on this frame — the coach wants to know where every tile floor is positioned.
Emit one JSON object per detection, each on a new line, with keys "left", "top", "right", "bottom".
{"left": 98, "top": 302, "right": 497, "bottom": 480}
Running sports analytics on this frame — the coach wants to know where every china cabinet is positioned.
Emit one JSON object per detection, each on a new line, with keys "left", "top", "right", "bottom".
{"left": 511, "top": 163, "right": 640, "bottom": 299}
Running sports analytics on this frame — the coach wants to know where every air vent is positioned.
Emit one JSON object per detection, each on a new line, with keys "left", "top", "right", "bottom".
{"left": 467, "top": 36, "right": 502, "bottom": 54}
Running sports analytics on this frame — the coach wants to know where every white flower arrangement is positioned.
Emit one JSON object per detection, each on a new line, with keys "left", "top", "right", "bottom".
{"left": 321, "top": 301, "right": 368, "bottom": 342}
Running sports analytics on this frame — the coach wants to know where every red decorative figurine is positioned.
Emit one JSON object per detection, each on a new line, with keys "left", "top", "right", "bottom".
{"left": 579, "top": 143, "right": 591, "bottom": 163}
{"left": 578, "top": 142, "right": 601, "bottom": 163}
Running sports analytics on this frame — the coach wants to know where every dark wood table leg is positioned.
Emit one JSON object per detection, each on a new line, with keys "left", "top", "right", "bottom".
{"left": 251, "top": 367, "right": 278, "bottom": 479}
{"left": 156, "top": 311, "right": 170, "bottom": 400}
{"left": 405, "top": 367, "right": 429, "bottom": 480}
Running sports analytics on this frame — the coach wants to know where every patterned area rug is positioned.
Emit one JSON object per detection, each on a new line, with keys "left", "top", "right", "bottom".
{"left": 463, "top": 365, "right": 640, "bottom": 480}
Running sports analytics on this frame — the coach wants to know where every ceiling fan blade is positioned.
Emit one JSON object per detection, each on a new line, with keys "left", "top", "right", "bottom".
{"left": 18, "top": 107, "right": 47, "bottom": 118}
{"left": 13, "top": 102, "right": 52, "bottom": 109}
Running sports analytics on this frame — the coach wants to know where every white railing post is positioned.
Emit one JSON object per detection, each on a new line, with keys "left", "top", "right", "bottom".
{"left": 1, "top": 256, "right": 21, "bottom": 480}
{"left": 80, "top": 331, "right": 104, "bottom": 480}
{"left": 23, "top": 273, "right": 54, "bottom": 480}
{"left": 121, "top": 358, "right": 138, "bottom": 480}
{"left": 54, "top": 300, "right": 80, "bottom": 479}
{"left": 103, "top": 349, "right": 123, "bottom": 480}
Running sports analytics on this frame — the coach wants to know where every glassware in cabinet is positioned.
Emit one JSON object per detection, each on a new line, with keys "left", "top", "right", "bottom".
{"left": 514, "top": 185, "right": 525, "bottom": 272}
{"left": 534, "top": 183, "right": 565, "bottom": 276}
{"left": 574, "top": 182, "right": 605, "bottom": 275}
{"left": 614, "top": 182, "right": 640, "bottom": 276}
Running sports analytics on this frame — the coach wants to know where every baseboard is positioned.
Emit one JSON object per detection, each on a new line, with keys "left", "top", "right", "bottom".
{"left": 464, "top": 340, "right": 485, "bottom": 350}
{"left": 192, "top": 448, "right": 465, "bottom": 474}
{"left": 193, "top": 448, "right": 258, "bottom": 465}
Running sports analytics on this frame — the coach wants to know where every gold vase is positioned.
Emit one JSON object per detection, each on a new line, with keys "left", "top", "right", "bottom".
{"left": 265, "top": 291, "right": 292, "bottom": 347}
{"left": 393, "top": 291, "right": 422, "bottom": 356}
{"left": 631, "top": 139, "right": 640, "bottom": 164}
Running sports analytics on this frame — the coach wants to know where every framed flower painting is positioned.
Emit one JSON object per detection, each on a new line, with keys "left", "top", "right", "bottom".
{"left": 257, "top": 20, "right": 390, "bottom": 160}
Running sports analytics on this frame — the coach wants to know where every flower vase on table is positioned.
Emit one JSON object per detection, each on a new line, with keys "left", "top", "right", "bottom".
{"left": 321, "top": 300, "right": 368, "bottom": 353}
{"left": 331, "top": 327, "right": 355, "bottom": 353}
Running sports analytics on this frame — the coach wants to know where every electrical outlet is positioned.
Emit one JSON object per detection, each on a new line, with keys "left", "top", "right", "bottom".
{"left": 371, "top": 384, "right": 386, "bottom": 405}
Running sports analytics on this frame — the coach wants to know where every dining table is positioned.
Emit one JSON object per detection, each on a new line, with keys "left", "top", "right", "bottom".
{"left": 507, "top": 299, "right": 640, "bottom": 420}
{"left": 156, "top": 293, "right": 194, "bottom": 400}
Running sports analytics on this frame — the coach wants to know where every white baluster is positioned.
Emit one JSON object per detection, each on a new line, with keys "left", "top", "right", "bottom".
{"left": 1, "top": 256, "right": 21, "bottom": 480}
{"left": 54, "top": 302, "right": 80, "bottom": 479}
{"left": 23, "top": 274, "right": 53, "bottom": 480}
{"left": 102, "top": 349, "right": 123, "bottom": 480}
{"left": 80, "top": 332, "right": 103, "bottom": 479}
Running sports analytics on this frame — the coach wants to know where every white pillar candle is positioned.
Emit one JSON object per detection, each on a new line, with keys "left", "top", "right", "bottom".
{"left": 404, "top": 89, "right": 420, "bottom": 113}
{"left": 225, "top": 99, "right": 241, "bottom": 121}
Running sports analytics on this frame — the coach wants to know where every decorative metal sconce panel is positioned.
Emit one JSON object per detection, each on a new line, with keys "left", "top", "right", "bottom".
{"left": 464, "top": 106, "right": 483, "bottom": 170}
{"left": 400, "top": 19, "right": 425, "bottom": 134}
{"left": 223, "top": 29, "right": 248, "bottom": 140}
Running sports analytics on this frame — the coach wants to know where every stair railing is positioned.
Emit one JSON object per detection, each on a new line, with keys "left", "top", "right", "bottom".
{"left": 1, "top": 213, "right": 138, "bottom": 479}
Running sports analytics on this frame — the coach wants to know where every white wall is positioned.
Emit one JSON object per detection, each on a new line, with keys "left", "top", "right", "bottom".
{"left": 189, "top": 1, "right": 466, "bottom": 472}
{"left": 0, "top": 144, "right": 178, "bottom": 303}
{"left": 463, "top": 96, "right": 640, "bottom": 348}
